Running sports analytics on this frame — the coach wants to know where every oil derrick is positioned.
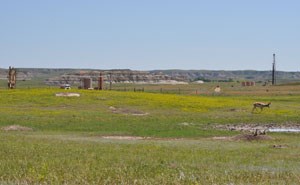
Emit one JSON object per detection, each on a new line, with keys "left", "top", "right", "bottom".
{"left": 98, "top": 73, "right": 104, "bottom": 90}
{"left": 272, "top": 54, "right": 276, "bottom": 85}
{"left": 7, "top": 66, "right": 17, "bottom": 89}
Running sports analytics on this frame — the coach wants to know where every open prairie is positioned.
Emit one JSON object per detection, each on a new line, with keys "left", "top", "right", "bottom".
{"left": 1, "top": 84, "right": 300, "bottom": 184}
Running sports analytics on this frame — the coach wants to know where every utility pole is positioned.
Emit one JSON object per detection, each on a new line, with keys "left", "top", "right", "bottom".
{"left": 272, "top": 53, "right": 276, "bottom": 85}
{"left": 98, "top": 72, "right": 104, "bottom": 90}
{"left": 109, "top": 73, "right": 112, "bottom": 90}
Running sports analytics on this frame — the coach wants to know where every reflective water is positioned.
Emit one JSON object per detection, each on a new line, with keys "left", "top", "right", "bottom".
{"left": 268, "top": 128, "right": 300, "bottom": 132}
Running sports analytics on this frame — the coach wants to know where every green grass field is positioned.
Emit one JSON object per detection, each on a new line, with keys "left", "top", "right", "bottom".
{"left": 0, "top": 86, "right": 300, "bottom": 184}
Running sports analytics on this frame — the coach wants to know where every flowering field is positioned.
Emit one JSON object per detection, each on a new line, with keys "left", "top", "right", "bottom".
{"left": 0, "top": 87, "right": 300, "bottom": 184}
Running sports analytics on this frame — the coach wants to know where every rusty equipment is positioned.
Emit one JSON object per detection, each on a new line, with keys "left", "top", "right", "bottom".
{"left": 7, "top": 66, "right": 17, "bottom": 89}
{"left": 98, "top": 73, "right": 104, "bottom": 90}
{"left": 81, "top": 78, "right": 92, "bottom": 89}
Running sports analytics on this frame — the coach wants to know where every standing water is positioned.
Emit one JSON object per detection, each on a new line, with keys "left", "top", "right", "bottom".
{"left": 268, "top": 128, "right": 300, "bottom": 133}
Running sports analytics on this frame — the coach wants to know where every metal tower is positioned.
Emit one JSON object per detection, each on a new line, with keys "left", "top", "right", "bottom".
{"left": 272, "top": 53, "right": 276, "bottom": 85}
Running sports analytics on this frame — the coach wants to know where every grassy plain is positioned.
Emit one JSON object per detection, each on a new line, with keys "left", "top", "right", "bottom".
{"left": 0, "top": 84, "right": 300, "bottom": 184}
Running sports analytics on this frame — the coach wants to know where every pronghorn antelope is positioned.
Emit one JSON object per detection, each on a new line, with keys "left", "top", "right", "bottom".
{"left": 252, "top": 102, "right": 271, "bottom": 112}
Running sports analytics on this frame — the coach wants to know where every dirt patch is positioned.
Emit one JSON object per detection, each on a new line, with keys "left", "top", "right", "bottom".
{"left": 272, "top": 144, "right": 288, "bottom": 149}
{"left": 212, "top": 136, "right": 232, "bottom": 141}
{"left": 215, "top": 124, "right": 268, "bottom": 132}
{"left": 2, "top": 125, "right": 33, "bottom": 131}
{"left": 212, "top": 134, "right": 273, "bottom": 141}
{"left": 101, "top": 136, "right": 148, "bottom": 140}
{"left": 109, "top": 106, "right": 149, "bottom": 116}
{"left": 55, "top": 92, "right": 80, "bottom": 97}
{"left": 100, "top": 136, "right": 185, "bottom": 141}
{"left": 228, "top": 108, "right": 246, "bottom": 112}
{"left": 232, "top": 134, "right": 272, "bottom": 141}
{"left": 178, "top": 122, "right": 194, "bottom": 126}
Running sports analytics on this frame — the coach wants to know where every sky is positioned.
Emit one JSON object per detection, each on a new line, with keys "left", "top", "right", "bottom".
{"left": 0, "top": 0, "right": 299, "bottom": 71}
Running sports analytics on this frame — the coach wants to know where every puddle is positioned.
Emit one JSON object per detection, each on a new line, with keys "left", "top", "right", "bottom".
{"left": 216, "top": 124, "right": 300, "bottom": 133}
{"left": 268, "top": 128, "right": 300, "bottom": 133}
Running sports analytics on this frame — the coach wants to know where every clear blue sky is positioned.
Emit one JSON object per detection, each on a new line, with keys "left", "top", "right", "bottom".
{"left": 0, "top": 0, "right": 299, "bottom": 71}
